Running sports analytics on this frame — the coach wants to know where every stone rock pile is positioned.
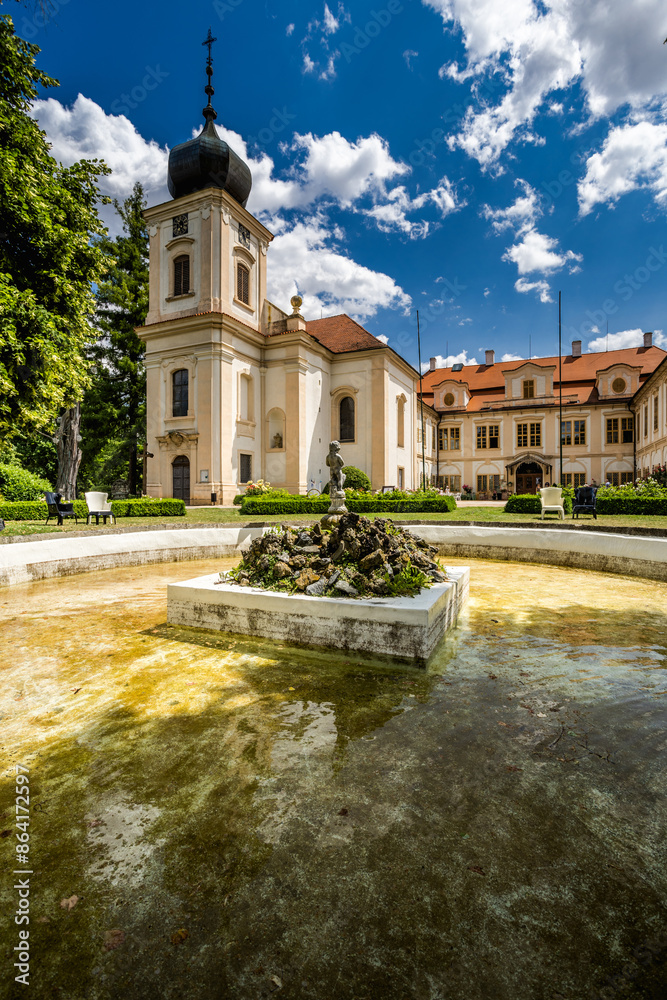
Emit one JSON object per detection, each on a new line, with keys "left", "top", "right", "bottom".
{"left": 222, "top": 512, "right": 447, "bottom": 598}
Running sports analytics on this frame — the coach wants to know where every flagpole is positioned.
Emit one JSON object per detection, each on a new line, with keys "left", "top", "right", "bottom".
{"left": 559, "top": 291, "right": 563, "bottom": 485}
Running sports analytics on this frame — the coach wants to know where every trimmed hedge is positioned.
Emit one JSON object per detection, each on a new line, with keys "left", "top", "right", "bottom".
{"left": 0, "top": 463, "right": 52, "bottom": 502}
{"left": 505, "top": 493, "right": 573, "bottom": 514}
{"left": 596, "top": 493, "right": 667, "bottom": 516}
{"left": 240, "top": 495, "right": 457, "bottom": 515}
{"left": 0, "top": 498, "right": 186, "bottom": 521}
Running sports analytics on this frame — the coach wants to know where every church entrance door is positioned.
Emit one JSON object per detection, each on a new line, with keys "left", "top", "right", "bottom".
{"left": 172, "top": 455, "right": 190, "bottom": 502}
{"left": 516, "top": 461, "right": 543, "bottom": 494}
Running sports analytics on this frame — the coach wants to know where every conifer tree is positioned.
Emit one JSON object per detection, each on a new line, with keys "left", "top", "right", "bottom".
{"left": 79, "top": 183, "right": 149, "bottom": 495}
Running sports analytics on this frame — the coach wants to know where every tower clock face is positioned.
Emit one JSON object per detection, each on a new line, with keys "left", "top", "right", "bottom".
{"left": 173, "top": 213, "right": 188, "bottom": 237}
{"left": 238, "top": 224, "right": 251, "bottom": 248}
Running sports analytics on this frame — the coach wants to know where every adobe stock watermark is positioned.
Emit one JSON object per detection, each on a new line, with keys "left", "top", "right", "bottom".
{"left": 16, "top": 0, "right": 73, "bottom": 39}
{"left": 110, "top": 66, "right": 170, "bottom": 117}
{"left": 564, "top": 245, "right": 667, "bottom": 341}
{"left": 341, "top": 0, "right": 408, "bottom": 64}
{"left": 247, "top": 107, "right": 296, "bottom": 154}
{"left": 213, "top": 0, "right": 244, "bottom": 20}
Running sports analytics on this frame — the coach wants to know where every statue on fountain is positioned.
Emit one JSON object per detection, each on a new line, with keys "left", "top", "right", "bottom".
{"left": 323, "top": 440, "right": 347, "bottom": 522}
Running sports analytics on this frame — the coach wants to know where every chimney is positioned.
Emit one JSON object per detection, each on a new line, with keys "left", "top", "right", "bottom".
{"left": 644, "top": 331, "right": 653, "bottom": 348}
{"left": 485, "top": 349, "right": 495, "bottom": 366}
{"left": 572, "top": 340, "right": 582, "bottom": 357}
{"left": 429, "top": 357, "right": 437, "bottom": 371}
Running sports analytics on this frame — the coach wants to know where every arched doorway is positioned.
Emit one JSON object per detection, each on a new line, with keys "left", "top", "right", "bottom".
{"left": 172, "top": 455, "right": 190, "bottom": 502}
{"left": 516, "top": 462, "right": 543, "bottom": 494}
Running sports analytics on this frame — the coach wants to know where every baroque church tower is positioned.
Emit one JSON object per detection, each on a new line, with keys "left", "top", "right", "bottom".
{"left": 137, "top": 31, "right": 422, "bottom": 503}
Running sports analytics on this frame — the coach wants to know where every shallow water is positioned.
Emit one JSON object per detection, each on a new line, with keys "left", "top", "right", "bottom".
{"left": 1, "top": 558, "right": 666, "bottom": 1000}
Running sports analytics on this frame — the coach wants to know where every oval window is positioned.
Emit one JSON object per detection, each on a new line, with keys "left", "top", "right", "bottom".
{"left": 444, "top": 392, "right": 455, "bottom": 406}
{"left": 611, "top": 377, "right": 626, "bottom": 394}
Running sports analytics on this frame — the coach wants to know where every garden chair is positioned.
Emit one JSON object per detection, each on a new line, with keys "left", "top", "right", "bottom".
{"left": 85, "top": 491, "right": 116, "bottom": 526}
{"left": 44, "top": 492, "right": 79, "bottom": 526}
{"left": 572, "top": 486, "right": 597, "bottom": 519}
{"left": 539, "top": 486, "right": 565, "bottom": 520}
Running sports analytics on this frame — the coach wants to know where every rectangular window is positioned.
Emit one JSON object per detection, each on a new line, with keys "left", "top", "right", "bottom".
{"left": 644, "top": 405, "right": 648, "bottom": 438}
{"left": 621, "top": 417, "right": 633, "bottom": 443}
{"left": 438, "top": 428, "right": 448, "bottom": 451}
{"left": 561, "top": 420, "right": 571, "bottom": 446}
{"left": 417, "top": 426, "right": 421, "bottom": 444}
{"left": 564, "top": 472, "right": 586, "bottom": 488}
{"left": 530, "top": 423, "right": 541, "bottom": 447}
{"left": 606, "top": 418, "right": 619, "bottom": 444}
{"left": 477, "top": 475, "right": 487, "bottom": 493}
{"left": 517, "top": 423, "right": 528, "bottom": 448}
{"left": 432, "top": 426, "right": 436, "bottom": 452}
{"left": 239, "top": 453, "right": 252, "bottom": 484}
{"left": 449, "top": 475, "right": 461, "bottom": 492}
{"left": 574, "top": 419, "right": 586, "bottom": 445}
{"left": 489, "top": 425, "right": 499, "bottom": 449}
{"left": 449, "top": 427, "right": 460, "bottom": 450}
{"left": 523, "top": 379, "right": 535, "bottom": 399}
{"left": 398, "top": 467, "right": 404, "bottom": 490}
{"left": 476, "top": 426, "right": 487, "bottom": 449}
{"left": 490, "top": 474, "right": 501, "bottom": 491}
{"left": 654, "top": 395, "right": 659, "bottom": 431}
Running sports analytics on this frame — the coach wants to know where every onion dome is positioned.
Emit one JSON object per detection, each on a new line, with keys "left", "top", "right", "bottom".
{"left": 167, "top": 29, "right": 252, "bottom": 207}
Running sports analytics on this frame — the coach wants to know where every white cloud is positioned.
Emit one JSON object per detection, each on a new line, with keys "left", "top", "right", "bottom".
{"left": 403, "top": 49, "right": 419, "bottom": 70}
{"left": 483, "top": 287, "right": 490, "bottom": 296}
{"left": 481, "top": 180, "right": 540, "bottom": 233}
{"left": 31, "top": 95, "right": 169, "bottom": 200}
{"left": 323, "top": 3, "right": 339, "bottom": 33}
{"left": 267, "top": 216, "right": 411, "bottom": 320}
{"left": 514, "top": 277, "right": 553, "bottom": 303}
{"left": 503, "top": 228, "right": 582, "bottom": 275}
{"left": 586, "top": 328, "right": 666, "bottom": 352}
{"left": 363, "top": 176, "right": 464, "bottom": 237}
{"left": 303, "top": 52, "right": 316, "bottom": 73}
{"left": 421, "top": 349, "right": 479, "bottom": 371}
{"left": 376, "top": 333, "right": 389, "bottom": 344}
{"left": 424, "top": 0, "right": 667, "bottom": 168}
{"left": 31, "top": 97, "right": 414, "bottom": 320}
{"left": 319, "top": 52, "right": 340, "bottom": 80}
{"left": 501, "top": 352, "right": 524, "bottom": 360}
{"left": 286, "top": 22, "right": 295, "bottom": 35}
{"left": 578, "top": 117, "right": 667, "bottom": 215}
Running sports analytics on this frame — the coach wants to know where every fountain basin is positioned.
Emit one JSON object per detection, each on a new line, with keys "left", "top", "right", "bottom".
{"left": 167, "top": 566, "right": 470, "bottom": 665}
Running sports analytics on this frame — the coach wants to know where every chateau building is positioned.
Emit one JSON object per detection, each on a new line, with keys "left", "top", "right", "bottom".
{"left": 137, "top": 39, "right": 666, "bottom": 503}
{"left": 420, "top": 335, "right": 666, "bottom": 495}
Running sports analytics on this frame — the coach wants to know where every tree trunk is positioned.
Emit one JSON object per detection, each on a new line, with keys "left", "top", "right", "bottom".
{"left": 54, "top": 404, "right": 82, "bottom": 499}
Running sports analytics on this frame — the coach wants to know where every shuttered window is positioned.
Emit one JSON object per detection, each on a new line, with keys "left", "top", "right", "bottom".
{"left": 237, "top": 263, "right": 250, "bottom": 304}
{"left": 174, "top": 255, "right": 190, "bottom": 295}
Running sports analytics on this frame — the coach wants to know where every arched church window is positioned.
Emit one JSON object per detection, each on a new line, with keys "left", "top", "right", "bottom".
{"left": 174, "top": 255, "right": 190, "bottom": 296}
{"left": 172, "top": 369, "right": 189, "bottom": 417}
{"left": 397, "top": 396, "right": 405, "bottom": 448}
{"left": 339, "top": 396, "right": 355, "bottom": 442}
{"left": 237, "top": 262, "right": 250, "bottom": 305}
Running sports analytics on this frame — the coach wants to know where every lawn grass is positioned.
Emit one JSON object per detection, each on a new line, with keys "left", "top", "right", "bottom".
{"left": 3, "top": 504, "right": 667, "bottom": 538}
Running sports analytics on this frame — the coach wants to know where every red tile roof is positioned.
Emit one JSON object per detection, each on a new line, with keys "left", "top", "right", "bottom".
{"left": 422, "top": 345, "right": 666, "bottom": 411}
{"left": 305, "top": 314, "right": 385, "bottom": 353}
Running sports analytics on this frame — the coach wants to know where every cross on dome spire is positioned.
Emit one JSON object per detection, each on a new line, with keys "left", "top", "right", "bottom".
{"left": 202, "top": 27, "right": 218, "bottom": 123}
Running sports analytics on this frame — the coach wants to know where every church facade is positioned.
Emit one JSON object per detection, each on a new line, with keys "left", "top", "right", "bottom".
{"left": 136, "top": 75, "right": 424, "bottom": 504}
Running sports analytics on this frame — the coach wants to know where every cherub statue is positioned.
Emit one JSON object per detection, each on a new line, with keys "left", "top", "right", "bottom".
{"left": 326, "top": 440, "right": 346, "bottom": 497}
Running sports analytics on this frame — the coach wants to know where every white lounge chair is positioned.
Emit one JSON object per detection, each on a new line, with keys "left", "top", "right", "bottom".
{"left": 539, "top": 486, "right": 564, "bottom": 520}
{"left": 85, "top": 491, "right": 115, "bottom": 526}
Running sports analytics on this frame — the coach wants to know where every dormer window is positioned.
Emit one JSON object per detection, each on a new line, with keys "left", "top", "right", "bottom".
{"left": 522, "top": 379, "right": 535, "bottom": 399}
{"left": 172, "top": 213, "right": 188, "bottom": 237}
{"left": 237, "top": 262, "right": 250, "bottom": 304}
{"left": 174, "top": 255, "right": 190, "bottom": 296}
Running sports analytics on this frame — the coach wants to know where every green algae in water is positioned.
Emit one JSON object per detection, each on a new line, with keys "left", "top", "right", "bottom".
{"left": 1, "top": 557, "right": 666, "bottom": 1000}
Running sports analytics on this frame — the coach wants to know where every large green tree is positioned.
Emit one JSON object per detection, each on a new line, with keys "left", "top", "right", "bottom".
{"left": 79, "top": 183, "right": 149, "bottom": 495}
{"left": 0, "top": 15, "right": 110, "bottom": 442}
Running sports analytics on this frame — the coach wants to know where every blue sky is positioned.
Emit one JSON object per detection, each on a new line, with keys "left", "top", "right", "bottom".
{"left": 10, "top": 0, "right": 667, "bottom": 369}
